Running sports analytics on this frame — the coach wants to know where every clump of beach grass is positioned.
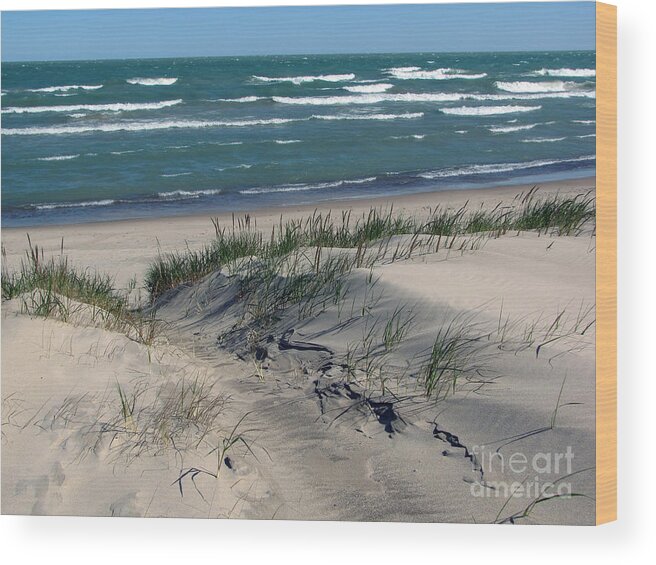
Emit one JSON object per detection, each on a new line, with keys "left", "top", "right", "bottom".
{"left": 419, "top": 313, "right": 493, "bottom": 400}
{"left": 145, "top": 189, "right": 595, "bottom": 301}
{"left": 2, "top": 237, "right": 161, "bottom": 345}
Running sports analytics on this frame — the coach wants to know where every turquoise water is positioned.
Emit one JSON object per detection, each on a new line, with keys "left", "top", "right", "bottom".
{"left": 1, "top": 51, "right": 595, "bottom": 226}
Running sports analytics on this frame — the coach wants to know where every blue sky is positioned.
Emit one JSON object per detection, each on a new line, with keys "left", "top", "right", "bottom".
{"left": 1, "top": 3, "right": 595, "bottom": 62}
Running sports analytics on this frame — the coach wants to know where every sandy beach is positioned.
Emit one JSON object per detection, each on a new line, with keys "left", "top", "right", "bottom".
{"left": 2, "top": 177, "right": 597, "bottom": 523}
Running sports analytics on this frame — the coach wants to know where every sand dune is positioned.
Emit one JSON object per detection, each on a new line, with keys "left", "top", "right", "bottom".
{"left": 1, "top": 179, "right": 596, "bottom": 523}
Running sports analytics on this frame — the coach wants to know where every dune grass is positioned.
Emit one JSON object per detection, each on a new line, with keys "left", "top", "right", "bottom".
{"left": 2, "top": 238, "right": 160, "bottom": 345}
{"left": 143, "top": 189, "right": 594, "bottom": 401}
{"left": 146, "top": 189, "right": 595, "bottom": 300}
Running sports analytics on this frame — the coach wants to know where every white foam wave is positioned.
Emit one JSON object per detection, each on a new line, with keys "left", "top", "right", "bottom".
{"left": 253, "top": 73, "right": 355, "bottom": 85}
{"left": 2, "top": 99, "right": 183, "bottom": 114}
{"left": 216, "top": 164, "right": 253, "bottom": 171}
{"left": 488, "top": 123, "right": 539, "bottom": 133}
{"left": 28, "top": 84, "right": 103, "bottom": 93}
{"left": 572, "top": 119, "right": 596, "bottom": 124}
{"left": 126, "top": 77, "right": 178, "bottom": 86}
{"left": 532, "top": 68, "right": 596, "bottom": 77}
{"left": 419, "top": 155, "right": 595, "bottom": 180}
{"left": 343, "top": 83, "right": 394, "bottom": 93}
{"left": 495, "top": 80, "right": 578, "bottom": 93}
{"left": 36, "top": 154, "right": 80, "bottom": 161}
{"left": 272, "top": 93, "right": 458, "bottom": 105}
{"left": 390, "top": 134, "right": 425, "bottom": 140}
{"left": 576, "top": 134, "right": 596, "bottom": 138}
{"left": 161, "top": 172, "right": 193, "bottom": 177}
{"left": 441, "top": 105, "right": 541, "bottom": 116}
{"left": 270, "top": 90, "right": 594, "bottom": 106}
{"left": 217, "top": 96, "right": 265, "bottom": 103}
{"left": 311, "top": 112, "right": 423, "bottom": 121}
{"left": 273, "top": 139, "right": 302, "bottom": 144}
{"left": 385, "top": 67, "right": 486, "bottom": 80}
{"left": 240, "top": 176, "right": 377, "bottom": 195}
{"left": 384, "top": 66, "right": 420, "bottom": 72}
{"left": 36, "top": 199, "right": 115, "bottom": 210}
{"left": 3, "top": 112, "right": 422, "bottom": 136}
{"left": 521, "top": 137, "right": 567, "bottom": 143}
{"left": 157, "top": 189, "right": 221, "bottom": 199}
{"left": 110, "top": 149, "right": 143, "bottom": 155}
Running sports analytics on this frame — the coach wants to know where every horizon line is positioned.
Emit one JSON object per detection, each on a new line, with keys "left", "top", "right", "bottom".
{"left": 1, "top": 47, "right": 596, "bottom": 64}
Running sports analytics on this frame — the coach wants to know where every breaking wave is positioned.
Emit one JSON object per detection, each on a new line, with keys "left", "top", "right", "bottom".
{"left": 253, "top": 73, "right": 355, "bottom": 85}
{"left": 269, "top": 90, "right": 594, "bottom": 106}
{"left": 531, "top": 68, "right": 596, "bottom": 77}
{"left": 126, "top": 77, "right": 178, "bottom": 86}
{"left": 343, "top": 83, "right": 394, "bottom": 93}
{"left": 494, "top": 80, "right": 578, "bottom": 93}
{"left": 521, "top": 137, "right": 567, "bottom": 143}
{"left": 2, "top": 99, "right": 183, "bottom": 114}
{"left": 3, "top": 112, "right": 422, "bottom": 136}
{"left": 157, "top": 189, "right": 221, "bottom": 198}
{"left": 441, "top": 105, "right": 542, "bottom": 116}
{"left": 488, "top": 123, "right": 539, "bottom": 133}
{"left": 240, "top": 176, "right": 377, "bottom": 195}
{"left": 419, "top": 155, "right": 595, "bottom": 179}
{"left": 35, "top": 199, "right": 116, "bottom": 210}
{"left": 28, "top": 84, "right": 103, "bottom": 93}
{"left": 36, "top": 154, "right": 80, "bottom": 161}
{"left": 384, "top": 67, "right": 486, "bottom": 80}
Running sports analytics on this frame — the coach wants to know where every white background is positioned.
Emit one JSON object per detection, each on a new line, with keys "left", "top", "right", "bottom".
{"left": 0, "top": 0, "right": 653, "bottom": 562}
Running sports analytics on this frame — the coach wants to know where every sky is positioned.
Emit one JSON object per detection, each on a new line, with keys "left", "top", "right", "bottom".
{"left": 1, "top": 2, "right": 596, "bottom": 62}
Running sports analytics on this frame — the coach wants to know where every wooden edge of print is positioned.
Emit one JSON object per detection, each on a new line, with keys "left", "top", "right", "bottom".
{"left": 595, "top": 1, "right": 617, "bottom": 525}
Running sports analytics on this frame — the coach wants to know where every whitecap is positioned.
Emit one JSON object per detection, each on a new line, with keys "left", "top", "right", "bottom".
{"left": 311, "top": 112, "right": 423, "bottom": 121}
{"left": 110, "top": 149, "right": 143, "bottom": 155}
{"left": 217, "top": 96, "right": 265, "bottom": 103}
{"left": 157, "top": 189, "right": 221, "bottom": 198}
{"left": 521, "top": 137, "right": 567, "bottom": 143}
{"left": 126, "top": 77, "right": 178, "bottom": 86}
{"left": 419, "top": 155, "right": 595, "bottom": 179}
{"left": 36, "top": 199, "right": 115, "bottom": 210}
{"left": 36, "top": 154, "right": 80, "bottom": 161}
{"left": 488, "top": 123, "right": 539, "bottom": 133}
{"left": 385, "top": 67, "right": 486, "bottom": 80}
{"left": 3, "top": 112, "right": 422, "bottom": 136}
{"left": 495, "top": 80, "right": 578, "bottom": 93}
{"left": 2, "top": 99, "right": 183, "bottom": 114}
{"left": 28, "top": 84, "right": 103, "bottom": 93}
{"left": 531, "top": 68, "right": 596, "bottom": 77}
{"left": 343, "top": 83, "right": 394, "bottom": 93}
{"left": 240, "top": 176, "right": 376, "bottom": 195}
{"left": 216, "top": 164, "right": 253, "bottom": 172}
{"left": 270, "top": 90, "right": 594, "bottom": 106}
{"left": 441, "top": 105, "right": 541, "bottom": 116}
{"left": 253, "top": 73, "right": 355, "bottom": 85}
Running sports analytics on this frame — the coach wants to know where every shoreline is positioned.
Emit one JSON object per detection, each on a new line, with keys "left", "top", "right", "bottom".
{"left": 1, "top": 176, "right": 595, "bottom": 290}
{"left": 2, "top": 175, "right": 595, "bottom": 234}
